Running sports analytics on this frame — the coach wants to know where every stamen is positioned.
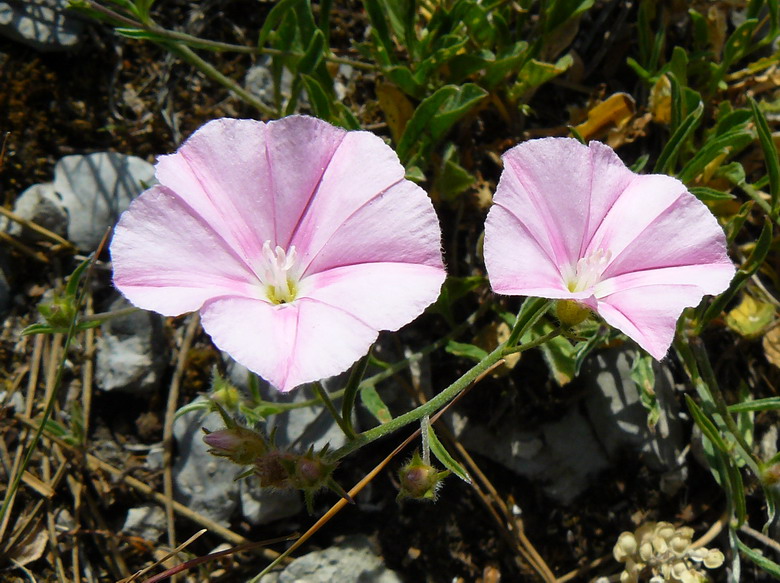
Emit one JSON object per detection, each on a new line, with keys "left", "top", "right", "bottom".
{"left": 567, "top": 248, "right": 612, "bottom": 293}
{"left": 261, "top": 241, "right": 299, "bottom": 304}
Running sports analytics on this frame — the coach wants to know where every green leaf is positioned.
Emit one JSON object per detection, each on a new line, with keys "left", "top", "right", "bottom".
{"left": 544, "top": 0, "right": 595, "bottom": 33}
{"left": 430, "top": 83, "right": 488, "bottom": 142}
{"left": 360, "top": 385, "right": 393, "bottom": 424}
{"left": 396, "top": 85, "right": 457, "bottom": 162}
{"left": 737, "top": 538, "right": 780, "bottom": 576}
{"left": 689, "top": 186, "right": 736, "bottom": 201}
{"left": 445, "top": 340, "right": 488, "bottom": 363}
{"left": 722, "top": 18, "right": 758, "bottom": 69}
{"left": 301, "top": 74, "right": 332, "bottom": 120}
{"left": 654, "top": 101, "right": 703, "bottom": 174}
{"left": 728, "top": 397, "right": 780, "bottom": 413}
{"left": 363, "top": 0, "right": 396, "bottom": 67}
{"left": 749, "top": 97, "right": 780, "bottom": 214}
{"left": 678, "top": 127, "right": 755, "bottom": 184}
{"left": 631, "top": 352, "right": 660, "bottom": 428}
{"left": 510, "top": 54, "right": 573, "bottom": 101}
{"left": 427, "top": 424, "right": 471, "bottom": 483}
{"left": 257, "top": 0, "right": 304, "bottom": 48}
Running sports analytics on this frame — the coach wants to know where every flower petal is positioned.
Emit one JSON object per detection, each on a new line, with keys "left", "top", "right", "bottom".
{"left": 154, "top": 118, "right": 274, "bottom": 268}
{"left": 302, "top": 180, "right": 443, "bottom": 274}
{"left": 111, "top": 185, "right": 259, "bottom": 315}
{"left": 200, "top": 296, "right": 377, "bottom": 392}
{"left": 303, "top": 262, "right": 445, "bottom": 331}
{"left": 596, "top": 284, "right": 709, "bottom": 360}
{"left": 289, "top": 129, "right": 407, "bottom": 268}
{"left": 264, "top": 116, "right": 348, "bottom": 247}
{"left": 593, "top": 178, "right": 733, "bottom": 282}
{"left": 484, "top": 204, "right": 574, "bottom": 297}
{"left": 497, "top": 137, "right": 599, "bottom": 268}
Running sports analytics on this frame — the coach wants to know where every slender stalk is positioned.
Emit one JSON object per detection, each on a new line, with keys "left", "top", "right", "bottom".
{"left": 331, "top": 299, "right": 552, "bottom": 460}
{"left": 164, "top": 42, "right": 278, "bottom": 117}
{"left": 312, "top": 382, "right": 355, "bottom": 440}
{"left": 83, "top": 0, "right": 376, "bottom": 70}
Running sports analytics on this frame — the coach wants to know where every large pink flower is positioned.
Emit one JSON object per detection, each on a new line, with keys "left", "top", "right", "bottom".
{"left": 111, "top": 116, "right": 446, "bottom": 392}
{"left": 483, "top": 137, "right": 735, "bottom": 360}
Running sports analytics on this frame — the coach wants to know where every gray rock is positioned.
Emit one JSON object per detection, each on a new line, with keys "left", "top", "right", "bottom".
{"left": 240, "top": 481, "right": 301, "bottom": 526}
{"left": 173, "top": 406, "right": 241, "bottom": 526}
{"left": 0, "top": 0, "right": 83, "bottom": 51}
{"left": 53, "top": 152, "right": 155, "bottom": 250}
{"left": 582, "top": 348, "right": 687, "bottom": 495}
{"left": 449, "top": 347, "right": 686, "bottom": 503}
{"left": 259, "top": 535, "right": 402, "bottom": 583}
{"left": 95, "top": 295, "right": 166, "bottom": 394}
{"left": 6, "top": 182, "right": 68, "bottom": 242}
{"left": 122, "top": 504, "right": 166, "bottom": 542}
{"left": 450, "top": 405, "right": 610, "bottom": 504}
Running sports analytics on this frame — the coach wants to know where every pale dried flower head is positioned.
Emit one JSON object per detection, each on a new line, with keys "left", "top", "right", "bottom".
{"left": 613, "top": 522, "right": 724, "bottom": 583}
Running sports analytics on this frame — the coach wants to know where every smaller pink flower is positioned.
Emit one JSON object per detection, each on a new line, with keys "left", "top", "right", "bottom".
{"left": 483, "top": 137, "right": 735, "bottom": 359}
{"left": 111, "top": 116, "right": 446, "bottom": 391}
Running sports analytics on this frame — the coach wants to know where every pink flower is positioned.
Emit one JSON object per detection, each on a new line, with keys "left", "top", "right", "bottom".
{"left": 111, "top": 116, "right": 446, "bottom": 391}
{"left": 483, "top": 137, "right": 735, "bottom": 359}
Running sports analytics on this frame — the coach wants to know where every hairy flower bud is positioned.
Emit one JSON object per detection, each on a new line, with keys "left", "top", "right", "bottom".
{"left": 203, "top": 425, "right": 267, "bottom": 465}
{"left": 397, "top": 451, "right": 450, "bottom": 501}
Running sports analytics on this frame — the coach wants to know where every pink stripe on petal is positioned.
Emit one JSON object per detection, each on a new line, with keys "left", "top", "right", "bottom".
{"left": 600, "top": 187, "right": 733, "bottom": 280}
{"left": 301, "top": 180, "right": 444, "bottom": 275}
{"left": 264, "top": 116, "right": 347, "bottom": 247}
{"left": 303, "top": 262, "right": 445, "bottom": 331}
{"left": 291, "top": 130, "right": 407, "bottom": 267}
{"left": 500, "top": 138, "right": 595, "bottom": 268}
{"left": 155, "top": 118, "right": 274, "bottom": 266}
{"left": 596, "top": 263, "right": 735, "bottom": 299}
{"left": 484, "top": 204, "right": 570, "bottom": 296}
{"left": 584, "top": 174, "right": 688, "bottom": 265}
{"left": 111, "top": 186, "right": 260, "bottom": 316}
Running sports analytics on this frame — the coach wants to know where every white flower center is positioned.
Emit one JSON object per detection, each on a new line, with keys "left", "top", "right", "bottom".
{"left": 261, "top": 241, "right": 299, "bottom": 304}
{"left": 567, "top": 248, "right": 612, "bottom": 293}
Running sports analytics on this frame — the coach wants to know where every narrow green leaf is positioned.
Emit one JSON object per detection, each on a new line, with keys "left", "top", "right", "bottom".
{"left": 362, "top": 0, "right": 395, "bottom": 67}
{"left": 396, "top": 85, "right": 458, "bottom": 162}
{"left": 301, "top": 74, "right": 332, "bottom": 120}
{"left": 445, "top": 340, "right": 489, "bottom": 363}
{"left": 427, "top": 425, "right": 471, "bottom": 483}
{"left": 257, "top": 0, "right": 304, "bottom": 48}
{"left": 360, "top": 385, "right": 393, "bottom": 424}
{"left": 430, "top": 83, "right": 488, "bottom": 142}
{"left": 689, "top": 186, "right": 736, "bottom": 201}
{"left": 722, "top": 18, "right": 758, "bottom": 69}
{"left": 728, "top": 398, "right": 780, "bottom": 413}
{"left": 737, "top": 539, "right": 780, "bottom": 576}
{"left": 654, "top": 101, "right": 703, "bottom": 174}
{"left": 749, "top": 97, "right": 780, "bottom": 214}
{"left": 686, "top": 396, "right": 731, "bottom": 455}
{"left": 678, "top": 128, "right": 755, "bottom": 184}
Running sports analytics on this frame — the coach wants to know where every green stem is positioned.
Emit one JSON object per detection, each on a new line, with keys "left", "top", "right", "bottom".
{"left": 80, "top": 306, "right": 140, "bottom": 323}
{"left": 679, "top": 337, "right": 763, "bottom": 478}
{"left": 84, "top": 1, "right": 376, "bottom": 70}
{"left": 312, "top": 382, "right": 355, "bottom": 440}
{"left": 331, "top": 299, "right": 552, "bottom": 460}
{"left": 164, "top": 42, "right": 278, "bottom": 117}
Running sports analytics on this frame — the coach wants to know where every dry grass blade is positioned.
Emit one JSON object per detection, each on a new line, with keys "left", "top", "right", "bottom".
{"left": 118, "top": 528, "right": 207, "bottom": 583}
{"left": 0, "top": 206, "right": 76, "bottom": 251}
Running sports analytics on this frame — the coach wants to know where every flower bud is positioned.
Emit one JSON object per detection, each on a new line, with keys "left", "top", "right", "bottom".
{"left": 203, "top": 426, "right": 267, "bottom": 465}
{"left": 397, "top": 451, "right": 449, "bottom": 501}
{"left": 555, "top": 300, "right": 591, "bottom": 327}
{"left": 38, "top": 293, "right": 77, "bottom": 329}
{"left": 290, "top": 452, "right": 336, "bottom": 490}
